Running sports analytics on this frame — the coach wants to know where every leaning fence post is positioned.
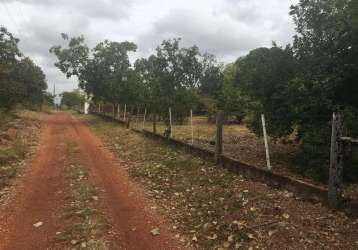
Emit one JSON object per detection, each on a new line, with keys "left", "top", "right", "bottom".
{"left": 215, "top": 111, "right": 224, "bottom": 164}
{"left": 328, "top": 112, "right": 344, "bottom": 208}
{"left": 261, "top": 114, "right": 272, "bottom": 171}
{"left": 142, "top": 108, "right": 147, "bottom": 130}
{"left": 190, "top": 109, "right": 194, "bottom": 145}
{"left": 169, "top": 107, "right": 173, "bottom": 137}
{"left": 123, "top": 104, "right": 127, "bottom": 121}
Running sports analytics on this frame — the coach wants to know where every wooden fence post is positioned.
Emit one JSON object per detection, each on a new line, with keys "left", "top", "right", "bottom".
{"left": 190, "top": 109, "right": 194, "bottom": 145}
{"left": 169, "top": 107, "right": 172, "bottom": 137}
{"left": 135, "top": 106, "right": 140, "bottom": 128}
{"left": 261, "top": 114, "right": 272, "bottom": 171}
{"left": 117, "top": 104, "right": 120, "bottom": 120}
{"left": 142, "top": 108, "right": 147, "bottom": 130}
{"left": 153, "top": 113, "right": 157, "bottom": 134}
{"left": 215, "top": 111, "right": 224, "bottom": 164}
{"left": 123, "top": 104, "right": 127, "bottom": 121}
{"left": 328, "top": 112, "right": 344, "bottom": 208}
{"left": 126, "top": 105, "right": 134, "bottom": 128}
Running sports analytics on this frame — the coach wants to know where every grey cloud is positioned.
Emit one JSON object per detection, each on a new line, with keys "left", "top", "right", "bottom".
{"left": 137, "top": 9, "right": 271, "bottom": 60}
{"left": 4, "top": 0, "right": 131, "bottom": 20}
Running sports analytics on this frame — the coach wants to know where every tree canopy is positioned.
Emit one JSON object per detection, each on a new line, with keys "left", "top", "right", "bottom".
{"left": 0, "top": 26, "right": 48, "bottom": 111}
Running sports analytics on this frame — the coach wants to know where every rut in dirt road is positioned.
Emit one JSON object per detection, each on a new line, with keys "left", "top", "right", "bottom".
{"left": 0, "top": 112, "right": 182, "bottom": 250}
{"left": 65, "top": 113, "right": 182, "bottom": 250}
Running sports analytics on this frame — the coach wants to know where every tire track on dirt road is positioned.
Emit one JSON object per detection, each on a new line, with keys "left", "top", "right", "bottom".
{"left": 66, "top": 113, "right": 182, "bottom": 250}
{"left": 0, "top": 112, "right": 182, "bottom": 250}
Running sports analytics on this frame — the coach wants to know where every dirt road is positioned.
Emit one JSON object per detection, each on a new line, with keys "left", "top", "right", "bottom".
{"left": 0, "top": 112, "right": 181, "bottom": 250}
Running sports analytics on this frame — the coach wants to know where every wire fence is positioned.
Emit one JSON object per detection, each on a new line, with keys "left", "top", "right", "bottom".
{"left": 89, "top": 103, "right": 358, "bottom": 208}
{"left": 92, "top": 103, "right": 300, "bottom": 175}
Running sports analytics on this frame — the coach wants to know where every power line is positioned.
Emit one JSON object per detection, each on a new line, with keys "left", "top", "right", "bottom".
{"left": 0, "top": 0, "right": 22, "bottom": 37}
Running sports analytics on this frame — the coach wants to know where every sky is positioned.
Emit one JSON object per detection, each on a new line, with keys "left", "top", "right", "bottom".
{"left": 0, "top": 0, "right": 299, "bottom": 95}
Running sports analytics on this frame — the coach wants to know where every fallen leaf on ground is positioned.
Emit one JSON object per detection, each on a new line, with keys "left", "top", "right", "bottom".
{"left": 33, "top": 221, "right": 43, "bottom": 228}
{"left": 150, "top": 227, "right": 160, "bottom": 236}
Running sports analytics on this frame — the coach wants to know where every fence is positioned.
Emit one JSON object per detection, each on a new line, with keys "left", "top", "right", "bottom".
{"left": 329, "top": 112, "right": 358, "bottom": 208}
{"left": 91, "top": 104, "right": 357, "bottom": 210}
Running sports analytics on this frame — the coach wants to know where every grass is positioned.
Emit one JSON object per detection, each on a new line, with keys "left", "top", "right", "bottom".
{"left": 0, "top": 110, "right": 41, "bottom": 196}
{"left": 79, "top": 113, "right": 358, "bottom": 250}
{"left": 58, "top": 141, "right": 113, "bottom": 250}
{"left": 81, "top": 115, "right": 266, "bottom": 249}
{"left": 110, "top": 113, "right": 301, "bottom": 181}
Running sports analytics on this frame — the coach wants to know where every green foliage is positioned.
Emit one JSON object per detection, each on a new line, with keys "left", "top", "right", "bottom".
{"left": 0, "top": 26, "right": 48, "bottom": 111}
{"left": 50, "top": 35, "right": 137, "bottom": 105}
{"left": 61, "top": 89, "right": 84, "bottom": 109}
{"left": 234, "top": 46, "right": 297, "bottom": 137}
{"left": 231, "top": 0, "right": 358, "bottom": 181}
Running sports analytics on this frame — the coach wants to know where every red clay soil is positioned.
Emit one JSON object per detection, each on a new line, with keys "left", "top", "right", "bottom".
{"left": 66, "top": 112, "right": 182, "bottom": 250}
{"left": 0, "top": 112, "right": 182, "bottom": 250}
{"left": 0, "top": 114, "right": 66, "bottom": 250}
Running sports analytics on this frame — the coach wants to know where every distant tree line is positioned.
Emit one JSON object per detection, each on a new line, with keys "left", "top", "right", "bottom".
{"left": 0, "top": 27, "right": 52, "bottom": 111}
{"left": 51, "top": 0, "right": 358, "bottom": 182}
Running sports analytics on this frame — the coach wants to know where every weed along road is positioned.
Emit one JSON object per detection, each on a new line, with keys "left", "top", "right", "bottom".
{"left": 0, "top": 112, "right": 182, "bottom": 250}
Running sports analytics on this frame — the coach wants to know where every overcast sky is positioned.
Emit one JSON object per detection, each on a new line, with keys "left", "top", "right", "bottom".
{"left": 0, "top": 0, "right": 298, "bottom": 94}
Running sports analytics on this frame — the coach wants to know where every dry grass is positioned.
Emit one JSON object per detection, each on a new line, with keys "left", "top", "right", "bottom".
{"left": 0, "top": 110, "right": 41, "bottom": 200}
{"left": 58, "top": 141, "right": 113, "bottom": 250}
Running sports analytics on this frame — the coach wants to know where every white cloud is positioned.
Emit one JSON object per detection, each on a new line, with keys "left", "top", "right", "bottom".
{"left": 0, "top": 0, "right": 298, "bottom": 93}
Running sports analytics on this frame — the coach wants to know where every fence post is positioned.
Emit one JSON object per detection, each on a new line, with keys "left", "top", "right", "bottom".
{"left": 135, "top": 106, "right": 139, "bottom": 128}
{"left": 190, "top": 109, "right": 194, "bottom": 145}
{"left": 117, "top": 104, "right": 120, "bottom": 120}
{"left": 153, "top": 113, "right": 157, "bottom": 134}
{"left": 328, "top": 112, "right": 344, "bottom": 208}
{"left": 215, "top": 111, "right": 224, "bottom": 164}
{"left": 261, "top": 114, "right": 272, "bottom": 171}
{"left": 142, "top": 108, "right": 147, "bottom": 130}
{"left": 126, "top": 105, "right": 134, "bottom": 128}
{"left": 124, "top": 104, "right": 127, "bottom": 121}
{"left": 169, "top": 107, "right": 172, "bottom": 137}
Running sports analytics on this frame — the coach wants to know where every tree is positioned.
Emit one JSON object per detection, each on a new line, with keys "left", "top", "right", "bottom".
{"left": 60, "top": 89, "right": 84, "bottom": 109}
{"left": 288, "top": 0, "right": 358, "bottom": 180}
{"left": 1, "top": 26, "right": 47, "bottom": 111}
{"left": 234, "top": 45, "right": 297, "bottom": 137}
{"left": 50, "top": 35, "right": 137, "bottom": 106}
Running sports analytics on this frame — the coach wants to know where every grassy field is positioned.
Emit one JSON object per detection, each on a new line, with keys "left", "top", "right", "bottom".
{"left": 80, "top": 113, "right": 358, "bottom": 250}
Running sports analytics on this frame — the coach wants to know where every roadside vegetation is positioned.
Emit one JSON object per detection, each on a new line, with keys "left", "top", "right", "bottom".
{"left": 0, "top": 111, "right": 41, "bottom": 204}
{"left": 81, "top": 114, "right": 358, "bottom": 250}
{"left": 56, "top": 141, "right": 114, "bottom": 250}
